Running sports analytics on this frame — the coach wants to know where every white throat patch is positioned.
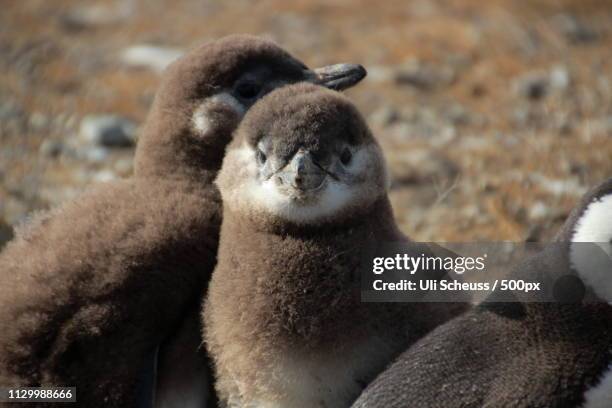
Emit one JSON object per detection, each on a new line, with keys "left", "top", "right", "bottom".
{"left": 218, "top": 144, "right": 386, "bottom": 225}
{"left": 570, "top": 193, "right": 612, "bottom": 303}
{"left": 255, "top": 176, "right": 356, "bottom": 225}
{"left": 192, "top": 93, "right": 245, "bottom": 136}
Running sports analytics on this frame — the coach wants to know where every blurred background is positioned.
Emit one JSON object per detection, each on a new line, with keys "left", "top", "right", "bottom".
{"left": 1, "top": 0, "right": 611, "bottom": 247}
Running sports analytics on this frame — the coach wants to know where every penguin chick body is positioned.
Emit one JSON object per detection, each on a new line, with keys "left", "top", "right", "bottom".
{"left": 0, "top": 35, "right": 366, "bottom": 408}
{"left": 204, "top": 84, "right": 468, "bottom": 408}
{"left": 352, "top": 178, "right": 612, "bottom": 408}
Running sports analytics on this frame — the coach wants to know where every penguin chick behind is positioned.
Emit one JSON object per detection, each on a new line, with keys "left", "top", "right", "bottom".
{"left": 351, "top": 177, "right": 612, "bottom": 408}
{"left": 204, "top": 83, "right": 467, "bottom": 408}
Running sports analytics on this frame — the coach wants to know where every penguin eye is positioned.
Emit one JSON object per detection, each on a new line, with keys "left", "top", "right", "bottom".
{"left": 235, "top": 81, "right": 262, "bottom": 100}
{"left": 340, "top": 147, "right": 352, "bottom": 165}
{"left": 256, "top": 148, "right": 267, "bottom": 165}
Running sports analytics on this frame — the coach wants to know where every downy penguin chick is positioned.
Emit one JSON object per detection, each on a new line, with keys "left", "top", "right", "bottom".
{"left": 204, "top": 83, "right": 468, "bottom": 408}
{"left": 352, "top": 177, "right": 612, "bottom": 408}
{"left": 0, "top": 35, "right": 366, "bottom": 408}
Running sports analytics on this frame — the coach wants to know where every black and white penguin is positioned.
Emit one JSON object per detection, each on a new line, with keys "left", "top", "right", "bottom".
{"left": 0, "top": 35, "right": 366, "bottom": 408}
{"left": 203, "top": 83, "right": 468, "bottom": 408}
{"left": 351, "top": 178, "right": 612, "bottom": 408}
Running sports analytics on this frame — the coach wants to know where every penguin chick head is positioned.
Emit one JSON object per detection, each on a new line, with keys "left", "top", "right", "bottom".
{"left": 217, "top": 83, "right": 389, "bottom": 227}
{"left": 561, "top": 177, "right": 612, "bottom": 303}
{"left": 135, "top": 35, "right": 366, "bottom": 179}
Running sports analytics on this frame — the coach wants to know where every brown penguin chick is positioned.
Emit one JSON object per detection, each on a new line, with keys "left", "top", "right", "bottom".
{"left": 204, "top": 83, "right": 468, "bottom": 408}
{"left": 352, "top": 178, "right": 612, "bottom": 408}
{"left": 0, "top": 35, "right": 366, "bottom": 408}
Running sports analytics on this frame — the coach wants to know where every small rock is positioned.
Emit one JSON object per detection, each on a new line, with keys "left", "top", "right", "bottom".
{"left": 79, "top": 114, "right": 137, "bottom": 148}
{"left": 549, "top": 65, "right": 570, "bottom": 90}
{"left": 552, "top": 14, "right": 599, "bottom": 44}
{"left": 29, "top": 112, "right": 50, "bottom": 131}
{"left": 60, "top": 3, "right": 132, "bottom": 30}
{"left": 461, "top": 205, "right": 479, "bottom": 219}
{"left": 513, "top": 66, "right": 570, "bottom": 101}
{"left": 366, "top": 66, "right": 394, "bottom": 83}
{"left": 120, "top": 45, "right": 184, "bottom": 73}
{"left": 39, "top": 139, "right": 64, "bottom": 158}
{"left": 394, "top": 59, "right": 455, "bottom": 90}
{"left": 567, "top": 162, "right": 588, "bottom": 179}
{"left": 82, "top": 146, "right": 111, "bottom": 163}
{"left": 369, "top": 106, "right": 400, "bottom": 127}
{"left": 532, "top": 174, "right": 587, "bottom": 197}
{"left": 92, "top": 170, "right": 117, "bottom": 183}
{"left": 443, "top": 104, "right": 472, "bottom": 126}
{"left": 515, "top": 72, "right": 549, "bottom": 100}
{"left": 529, "top": 201, "right": 551, "bottom": 220}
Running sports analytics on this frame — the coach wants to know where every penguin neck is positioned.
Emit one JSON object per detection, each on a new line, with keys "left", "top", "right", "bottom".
{"left": 217, "top": 196, "right": 402, "bottom": 345}
{"left": 222, "top": 196, "right": 401, "bottom": 272}
{"left": 237, "top": 196, "right": 400, "bottom": 237}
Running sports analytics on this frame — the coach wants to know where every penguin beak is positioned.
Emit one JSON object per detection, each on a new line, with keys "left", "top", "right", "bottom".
{"left": 278, "top": 150, "right": 326, "bottom": 194}
{"left": 307, "top": 63, "right": 367, "bottom": 91}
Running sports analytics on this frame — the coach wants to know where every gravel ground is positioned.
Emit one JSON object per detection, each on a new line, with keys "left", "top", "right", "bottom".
{"left": 1, "top": 0, "right": 611, "bottom": 247}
